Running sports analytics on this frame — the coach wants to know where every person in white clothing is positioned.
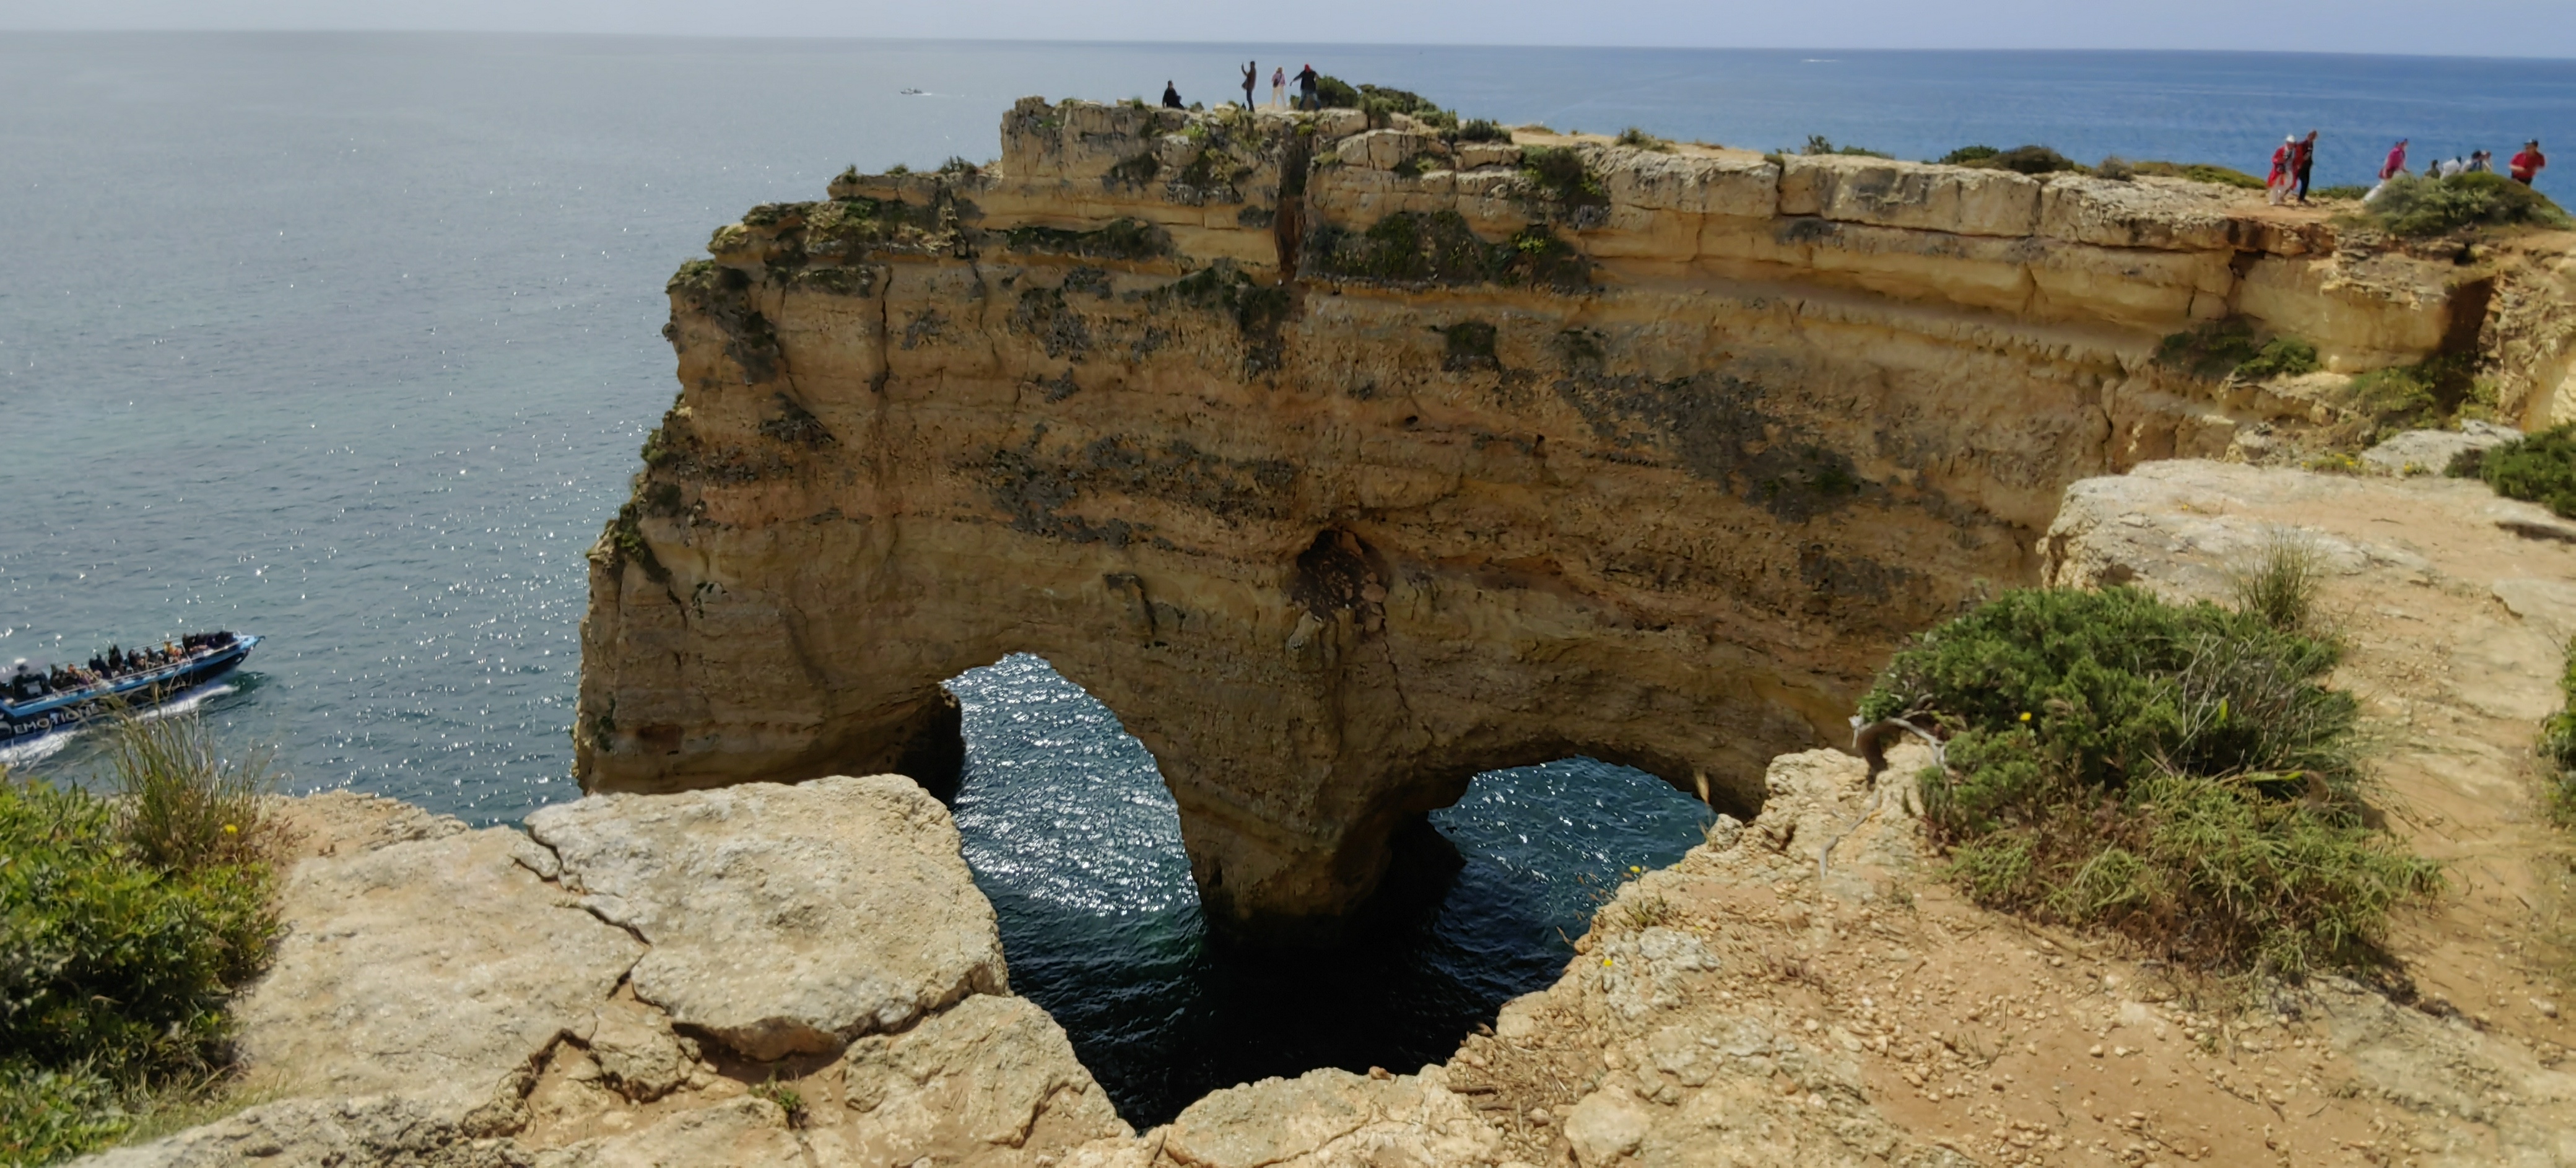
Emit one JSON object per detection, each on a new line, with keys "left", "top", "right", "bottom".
{"left": 1271, "top": 66, "right": 1285, "bottom": 108}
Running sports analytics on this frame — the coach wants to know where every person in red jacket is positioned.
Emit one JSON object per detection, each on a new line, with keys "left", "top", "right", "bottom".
{"left": 2512, "top": 140, "right": 2548, "bottom": 186}
{"left": 2267, "top": 136, "right": 2294, "bottom": 205}
{"left": 2293, "top": 131, "right": 2318, "bottom": 203}
{"left": 2380, "top": 139, "right": 2409, "bottom": 181}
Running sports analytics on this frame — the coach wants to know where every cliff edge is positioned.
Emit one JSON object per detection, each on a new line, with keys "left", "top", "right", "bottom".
{"left": 574, "top": 96, "right": 2559, "bottom": 938}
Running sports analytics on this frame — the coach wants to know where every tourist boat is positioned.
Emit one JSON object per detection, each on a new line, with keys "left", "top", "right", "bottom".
{"left": 0, "top": 632, "right": 260, "bottom": 749}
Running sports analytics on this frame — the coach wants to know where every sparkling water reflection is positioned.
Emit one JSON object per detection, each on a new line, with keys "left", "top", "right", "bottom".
{"left": 949, "top": 655, "right": 1713, "bottom": 1124}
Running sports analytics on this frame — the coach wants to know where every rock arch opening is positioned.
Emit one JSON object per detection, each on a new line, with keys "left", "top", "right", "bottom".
{"left": 939, "top": 653, "right": 1715, "bottom": 1126}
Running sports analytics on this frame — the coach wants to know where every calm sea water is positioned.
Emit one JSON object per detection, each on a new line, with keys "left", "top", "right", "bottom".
{"left": 4, "top": 32, "right": 2570, "bottom": 1123}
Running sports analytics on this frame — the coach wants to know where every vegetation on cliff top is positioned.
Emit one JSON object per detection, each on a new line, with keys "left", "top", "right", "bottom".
{"left": 1, "top": 714, "right": 283, "bottom": 1165}
{"left": 2542, "top": 638, "right": 2576, "bottom": 826}
{"left": 2354, "top": 173, "right": 2572, "bottom": 238}
{"left": 1859, "top": 563, "right": 2442, "bottom": 979}
{"left": 2453, "top": 422, "right": 2576, "bottom": 518}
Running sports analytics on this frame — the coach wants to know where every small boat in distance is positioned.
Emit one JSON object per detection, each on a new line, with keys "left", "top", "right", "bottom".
{"left": 1, "top": 632, "right": 260, "bottom": 749}
{"left": 900, "top": 87, "right": 926, "bottom": 95}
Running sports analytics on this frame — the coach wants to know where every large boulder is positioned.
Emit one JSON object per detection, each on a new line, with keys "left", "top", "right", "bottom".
{"left": 229, "top": 798, "right": 643, "bottom": 1127}
{"left": 2360, "top": 419, "right": 2522, "bottom": 475}
{"left": 525, "top": 774, "right": 1007, "bottom": 1061}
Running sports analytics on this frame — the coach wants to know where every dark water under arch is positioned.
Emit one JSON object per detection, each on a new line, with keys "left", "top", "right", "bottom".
{"left": 944, "top": 653, "right": 1715, "bottom": 1125}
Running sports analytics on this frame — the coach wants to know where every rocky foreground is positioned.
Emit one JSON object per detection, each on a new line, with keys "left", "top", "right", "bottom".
{"left": 88, "top": 456, "right": 2576, "bottom": 1167}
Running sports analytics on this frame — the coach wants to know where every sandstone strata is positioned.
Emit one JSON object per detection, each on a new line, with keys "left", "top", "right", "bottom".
{"left": 577, "top": 97, "right": 2547, "bottom": 936}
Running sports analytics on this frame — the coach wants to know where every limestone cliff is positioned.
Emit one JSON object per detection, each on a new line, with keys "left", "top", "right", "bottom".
{"left": 576, "top": 97, "right": 2492, "bottom": 938}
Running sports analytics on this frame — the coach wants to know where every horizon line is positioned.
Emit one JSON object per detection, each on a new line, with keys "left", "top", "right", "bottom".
{"left": 2, "top": 28, "right": 2572, "bottom": 65}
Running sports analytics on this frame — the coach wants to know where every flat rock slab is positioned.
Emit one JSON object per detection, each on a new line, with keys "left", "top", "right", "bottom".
{"left": 78, "top": 1095, "right": 522, "bottom": 1168}
{"left": 526, "top": 774, "right": 1006, "bottom": 1061}
{"left": 2360, "top": 420, "right": 2520, "bottom": 475}
{"left": 230, "top": 816, "right": 644, "bottom": 1125}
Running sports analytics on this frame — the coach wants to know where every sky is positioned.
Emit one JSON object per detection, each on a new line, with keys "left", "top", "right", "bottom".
{"left": 3, "top": 0, "right": 2574, "bottom": 59}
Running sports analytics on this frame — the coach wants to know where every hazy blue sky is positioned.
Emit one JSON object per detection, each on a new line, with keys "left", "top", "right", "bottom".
{"left": 4, "top": 0, "right": 2572, "bottom": 58}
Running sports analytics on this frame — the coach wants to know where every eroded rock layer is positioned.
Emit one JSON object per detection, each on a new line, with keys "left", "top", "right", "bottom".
{"left": 577, "top": 98, "right": 2484, "bottom": 936}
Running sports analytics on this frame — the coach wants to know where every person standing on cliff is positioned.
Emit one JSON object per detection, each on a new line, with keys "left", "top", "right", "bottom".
{"left": 2293, "top": 130, "right": 2317, "bottom": 204}
{"left": 1162, "top": 81, "right": 1183, "bottom": 109}
{"left": 2266, "top": 136, "right": 2294, "bottom": 205}
{"left": 1271, "top": 66, "right": 1286, "bottom": 108}
{"left": 2513, "top": 140, "right": 2548, "bottom": 186}
{"left": 1294, "top": 63, "right": 1319, "bottom": 111}
{"left": 1241, "top": 61, "right": 1258, "bottom": 110}
{"left": 2367, "top": 138, "right": 2409, "bottom": 203}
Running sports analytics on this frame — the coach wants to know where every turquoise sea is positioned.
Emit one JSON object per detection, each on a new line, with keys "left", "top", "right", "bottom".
{"left": 4, "top": 32, "right": 2570, "bottom": 1122}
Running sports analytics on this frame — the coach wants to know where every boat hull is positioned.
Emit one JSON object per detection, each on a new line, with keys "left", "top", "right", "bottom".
{"left": 1, "top": 635, "right": 260, "bottom": 749}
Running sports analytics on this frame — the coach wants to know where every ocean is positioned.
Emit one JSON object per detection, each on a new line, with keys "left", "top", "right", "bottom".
{"left": 4, "top": 32, "right": 2569, "bottom": 1122}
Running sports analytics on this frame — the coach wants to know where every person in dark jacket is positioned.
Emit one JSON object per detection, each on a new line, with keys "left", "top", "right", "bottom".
{"left": 1162, "top": 81, "right": 1182, "bottom": 109}
{"left": 2293, "top": 131, "right": 2318, "bottom": 203}
{"left": 1294, "top": 64, "right": 1319, "bottom": 110}
{"left": 1241, "top": 61, "right": 1256, "bottom": 110}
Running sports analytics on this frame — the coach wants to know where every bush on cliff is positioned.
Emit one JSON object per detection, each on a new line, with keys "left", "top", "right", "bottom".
{"left": 2348, "top": 355, "right": 2488, "bottom": 442}
{"left": 2130, "top": 160, "right": 2267, "bottom": 190}
{"left": 2362, "top": 173, "right": 2573, "bottom": 238}
{"left": 1800, "top": 134, "right": 1891, "bottom": 160}
{"left": 2541, "top": 638, "right": 2576, "bottom": 825}
{"left": 2156, "top": 317, "right": 2319, "bottom": 382}
{"left": 0, "top": 714, "right": 282, "bottom": 1164}
{"left": 1939, "top": 144, "right": 2078, "bottom": 175}
{"left": 1859, "top": 583, "right": 2442, "bottom": 978}
{"left": 2458, "top": 422, "right": 2576, "bottom": 518}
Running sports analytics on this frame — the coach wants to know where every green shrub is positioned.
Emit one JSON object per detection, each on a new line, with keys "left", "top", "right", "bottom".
{"left": 2542, "top": 637, "right": 2576, "bottom": 824}
{"left": 1451, "top": 119, "right": 1510, "bottom": 144}
{"left": 1613, "top": 126, "right": 1673, "bottom": 152}
{"left": 2311, "top": 184, "right": 2371, "bottom": 201}
{"left": 1517, "top": 147, "right": 1608, "bottom": 218}
{"left": 2132, "top": 161, "right": 2268, "bottom": 190}
{"left": 0, "top": 1065, "right": 129, "bottom": 1167}
{"left": 107, "top": 713, "right": 274, "bottom": 874}
{"left": 2235, "top": 336, "right": 2321, "bottom": 381}
{"left": 936, "top": 156, "right": 981, "bottom": 177}
{"left": 0, "top": 716, "right": 282, "bottom": 1163}
{"left": 2363, "top": 173, "right": 2573, "bottom": 238}
{"left": 1802, "top": 134, "right": 1891, "bottom": 159}
{"left": 2465, "top": 423, "right": 2576, "bottom": 517}
{"left": 2096, "top": 155, "right": 2136, "bottom": 181}
{"left": 1939, "top": 145, "right": 1999, "bottom": 165}
{"left": 2157, "top": 318, "right": 2317, "bottom": 381}
{"left": 1304, "top": 211, "right": 1588, "bottom": 292}
{"left": 2347, "top": 355, "right": 2481, "bottom": 441}
{"left": 2228, "top": 530, "right": 2326, "bottom": 635}
{"left": 1313, "top": 75, "right": 1359, "bottom": 110}
{"left": 1860, "top": 586, "right": 2440, "bottom": 977}
{"left": 1984, "top": 144, "right": 2081, "bottom": 175}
